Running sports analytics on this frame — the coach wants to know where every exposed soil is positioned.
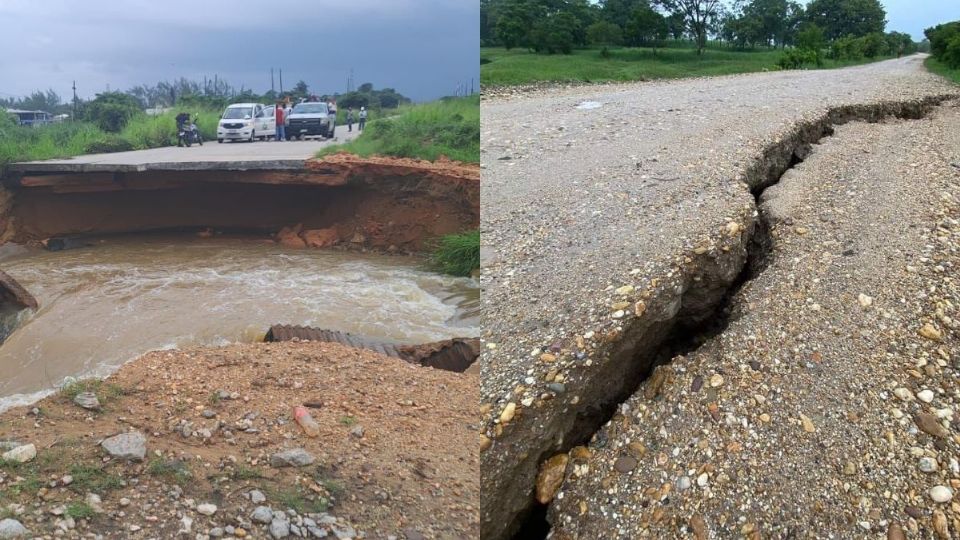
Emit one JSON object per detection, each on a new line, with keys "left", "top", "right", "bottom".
{"left": 0, "top": 341, "right": 478, "bottom": 539}
{"left": 3, "top": 154, "right": 480, "bottom": 253}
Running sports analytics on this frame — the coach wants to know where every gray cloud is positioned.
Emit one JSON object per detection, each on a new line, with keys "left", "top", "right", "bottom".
{"left": 0, "top": 0, "right": 479, "bottom": 102}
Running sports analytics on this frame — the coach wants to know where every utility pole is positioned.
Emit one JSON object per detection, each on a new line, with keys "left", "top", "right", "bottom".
{"left": 271, "top": 68, "right": 275, "bottom": 92}
{"left": 72, "top": 80, "right": 77, "bottom": 120}
{"left": 279, "top": 69, "right": 283, "bottom": 93}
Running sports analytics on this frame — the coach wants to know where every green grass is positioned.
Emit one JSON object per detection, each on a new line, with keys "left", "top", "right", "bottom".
{"left": 65, "top": 502, "right": 96, "bottom": 520}
{"left": 338, "top": 415, "right": 357, "bottom": 426}
{"left": 925, "top": 56, "right": 960, "bottom": 84}
{"left": 67, "top": 464, "right": 124, "bottom": 494}
{"left": 146, "top": 458, "right": 193, "bottom": 485}
{"left": 270, "top": 486, "right": 329, "bottom": 514}
{"left": 430, "top": 230, "right": 480, "bottom": 277}
{"left": 481, "top": 45, "right": 894, "bottom": 86}
{"left": 317, "top": 95, "right": 479, "bottom": 164}
{"left": 0, "top": 106, "right": 222, "bottom": 173}
{"left": 229, "top": 464, "right": 264, "bottom": 481}
{"left": 59, "top": 378, "right": 126, "bottom": 406}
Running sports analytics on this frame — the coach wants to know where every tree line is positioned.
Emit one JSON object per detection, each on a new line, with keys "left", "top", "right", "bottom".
{"left": 925, "top": 20, "right": 960, "bottom": 69}
{"left": 481, "top": 0, "right": 918, "bottom": 58}
{"left": 2, "top": 78, "right": 410, "bottom": 133}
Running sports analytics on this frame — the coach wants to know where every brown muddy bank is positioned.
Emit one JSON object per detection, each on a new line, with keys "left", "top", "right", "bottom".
{"left": 2, "top": 154, "right": 480, "bottom": 252}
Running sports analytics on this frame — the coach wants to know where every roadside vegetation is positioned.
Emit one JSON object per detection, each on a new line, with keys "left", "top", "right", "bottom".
{"left": 0, "top": 77, "right": 411, "bottom": 171}
{"left": 924, "top": 20, "right": 960, "bottom": 84}
{"left": 430, "top": 230, "right": 480, "bottom": 278}
{"left": 481, "top": 0, "right": 921, "bottom": 86}
{"left": 317, "top": 95, "right": 479, "bottom": 164}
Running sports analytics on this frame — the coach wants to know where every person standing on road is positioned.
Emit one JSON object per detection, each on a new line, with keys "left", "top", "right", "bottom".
{"left": 275, "top": 103, "right": 286, "bottom": 141}
{"left": 359, "top": 107, "right": 367, "bottom": 131}
{"left": 346, "top": 107, "right": 354, "bottom": 132}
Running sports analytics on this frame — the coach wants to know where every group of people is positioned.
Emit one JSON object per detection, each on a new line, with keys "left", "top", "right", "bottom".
{"left": 345, "top": 106, "right": 367, "bottom": 132}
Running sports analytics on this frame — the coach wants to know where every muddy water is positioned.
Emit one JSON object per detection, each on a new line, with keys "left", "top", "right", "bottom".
{"left": 0, "top": 235, "right": 478, "bottom": 410}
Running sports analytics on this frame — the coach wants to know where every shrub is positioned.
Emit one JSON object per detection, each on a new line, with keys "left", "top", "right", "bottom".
{"left": 83, "top": 135, "right": 134, "bottom": 154}
{"left": 777, "top": 49, "right": 816, "bottom": 70}
{"left": 82, "top": 92, "right": 142, "bottom": 133}
{"left": 430, "top": 230, "right": 480, "bottom": 277}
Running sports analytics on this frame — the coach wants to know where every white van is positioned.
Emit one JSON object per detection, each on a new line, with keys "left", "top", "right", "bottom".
{"left": 217, "top": 103, "right": 276, "bottom": 142}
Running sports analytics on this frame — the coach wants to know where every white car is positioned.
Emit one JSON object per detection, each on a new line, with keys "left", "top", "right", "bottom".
{"left": 217, "top": 103, "right": 276, "bottom": 142}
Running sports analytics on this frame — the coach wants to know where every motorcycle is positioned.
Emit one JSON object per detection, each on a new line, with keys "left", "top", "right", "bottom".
{"left": 178, "top": 118, "right": 203, "bottom": 147}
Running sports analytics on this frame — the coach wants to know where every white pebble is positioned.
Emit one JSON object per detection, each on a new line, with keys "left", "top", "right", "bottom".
{"left": 917, "top": 389, "right": 935, "bottom": 403}
{"left": 930, "top": 485, "right": 953, "bottom": 503}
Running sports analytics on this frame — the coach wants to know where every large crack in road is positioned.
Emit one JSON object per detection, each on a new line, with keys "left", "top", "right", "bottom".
{"left": 507, "top": 95, "right": 956, "bottom": 539}
{"left": 481, "top": 54, "right": 960, "bottom": 540}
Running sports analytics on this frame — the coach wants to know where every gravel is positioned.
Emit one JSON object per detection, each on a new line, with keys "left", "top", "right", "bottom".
{"left": 549, "top": 94, "right": 960, "bottom": 537}
{"left": 480, "top": 54, "right": 960, "bottom": 539}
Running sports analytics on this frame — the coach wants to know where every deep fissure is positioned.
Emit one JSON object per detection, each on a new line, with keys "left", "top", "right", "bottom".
{"left": 506, "top": 95, "right": 955, "bottom": 540}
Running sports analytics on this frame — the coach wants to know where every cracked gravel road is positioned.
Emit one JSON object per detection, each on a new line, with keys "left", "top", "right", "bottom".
{"left": 479, "top": 54, "right": 959, "bottom": 539}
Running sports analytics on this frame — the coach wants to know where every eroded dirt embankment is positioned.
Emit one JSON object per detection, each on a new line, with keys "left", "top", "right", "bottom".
{"left": 483, "top": 95, "right": 956, "bottom": 540}
{"left": 1, "top": 154, "right": 479, "bottom": 252}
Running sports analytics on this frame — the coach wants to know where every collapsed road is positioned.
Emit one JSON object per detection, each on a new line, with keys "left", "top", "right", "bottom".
{"left": 480, "top": 54, "right": 960, "bottom": 539}
{"left": 2, "top": 142, "right": 478, "bottom": 252}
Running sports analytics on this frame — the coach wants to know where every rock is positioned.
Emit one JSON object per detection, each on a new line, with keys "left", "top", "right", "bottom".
{"left": 500, "top": 403, "right": 516, "bottom": 423}
{"left": 613, "top": 456, "right": 637, "bottom": 473}
{"left": 709, "top": 374, "right": 724, "bottom": 388}
{"left": 689, "top": 515, "right": 708, "bottom": 540}
{"left": 904, "top": 506, "right": 923, "bottom": 519}
{"left": 201, "top": 409, "right": 216, "bottom": 419}
{"left": 1, "top": 444, "right": 35, "bottom": 464}
{"left": 918, "top": 389, "right": 935, "bottom": 403}
{"left": 73, "top": 392, "right": 101, "bottom": 411}
{"left": 0, "top": 519, "right": 28, "bottom": 539}
{"left": 179, "top": 516, "right": 193, "bottom": 535}
{"left": 920, "top": 323, "right": 943, "bottom": 341}
{"left": 919, "top": 457, "right": 939, "bottom": 473}
{"left": 249, "top": 490, "right": 267, "bottom": 504}
{"left": 857, "top": 293, "right": 873, "bottom": 308}
{"left": 209, "top": 527, "right": 225, "bottom": 538}
{"left": 270, "top": 448, "right": 315, "bottom": 468}
{"left": 799, "top": 414, "right": 816, "bottom": 433}
{"left": 930, "top": 485, "right": 953, "bottom": 503}
{"left": 933, "top": 510, "right": 950, "bottom": 539}
{"left": 251, "top": 506, "right": 274, "bottom": 524}
{"left": 696, "top": 472, "right": 709, "bottom": 487}
{"left": 535, "top": 453, "right": 568, "bottom": 504}
{"left": 101, "top": 431, "right": 146, "bottom": 461}
{"left": 197, "top": 503, "right": 217, "bottom": 516}
{"left": 270, "top": 515, "right": 291, "bottom": 539}
{"left": 302, "top": 228, "right": 340, "bottom": 248}
{"left": 349, "top": 425, "right": 364, "bottom": 438}
{"left": 887, "top": 522, "right": 906, "bottom": 540}
{"left": 85, "top": 493, "right": 103, "bottom": 513}
{"left": 915, "top": 413, "right": 949, "bottom": 438}
{"left": 402, "top": 529, "right": 426, "bottom": 540}
{"left": 893, "top": 387, "right": 913, "bottom": 401}
{"left": 277, "top": 224, "right": 306, "bottom": 249}
{"left": 644, "top": 366, "right": 671, "bottom": 399}
{"left": 676, "top": 476, "right": 692, "bottom": 491}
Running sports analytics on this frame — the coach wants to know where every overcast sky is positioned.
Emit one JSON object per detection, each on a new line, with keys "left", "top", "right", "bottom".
{"left": 878, "top": 0, "right": 959, "bottom": 41}
{"left": 0, "top": 0, "right": 479, "bottom": 103}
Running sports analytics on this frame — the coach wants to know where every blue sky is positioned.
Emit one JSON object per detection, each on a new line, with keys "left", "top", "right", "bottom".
{"left": 0, "top": 0, "right": 479, "bottom": 103}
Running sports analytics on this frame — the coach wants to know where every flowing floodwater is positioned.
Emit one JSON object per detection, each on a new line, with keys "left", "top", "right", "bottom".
{"left": 0, "top": 235, "right": 478, "bottom": 410}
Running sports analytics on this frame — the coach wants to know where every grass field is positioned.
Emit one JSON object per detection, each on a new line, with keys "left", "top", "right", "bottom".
{"left": 0, "top": 107, "right": 222, "bottom": 172}
{"left": 925, "top": 56, "right": 960, "bottom": 84}
{"left": 318, "top": 95, "right": 479, "bottom": 164}
{"left": 481, "top": 45, "right": 894, "bottom": 86}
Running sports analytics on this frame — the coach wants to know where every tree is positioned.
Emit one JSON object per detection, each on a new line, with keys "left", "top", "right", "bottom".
{"left": 625, "top": 5, "right": 668, "bottom": 51}
{"left": 496, "top": 0, "right": 534, "bottom": 49}
{"left": 530, "top": 11, "right": 578, "bottom": 54}
{"left": 83, "top": 92, "right": 142, "bottom": 132}
{"left": 358, "top": 82, "right": 374, "bottom": 93}
{"left": 657, "top": 0, "right": 723, "bottom": 55}
{"left": 586, "top": 20, "right": 624, "bottom": 45}
{"left": 601, "top": 0, "right": 648, "bottom": 30}
{"left": 805, "top": 0, "right": 886, "bottom": 41}
{"left": 796, "top": 23, "right": 826, "bottom": 65}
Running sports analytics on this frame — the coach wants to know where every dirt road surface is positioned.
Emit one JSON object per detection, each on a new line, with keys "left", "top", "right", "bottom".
{"left": 479, "top": 54, "right": 960, "bottom": 539}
